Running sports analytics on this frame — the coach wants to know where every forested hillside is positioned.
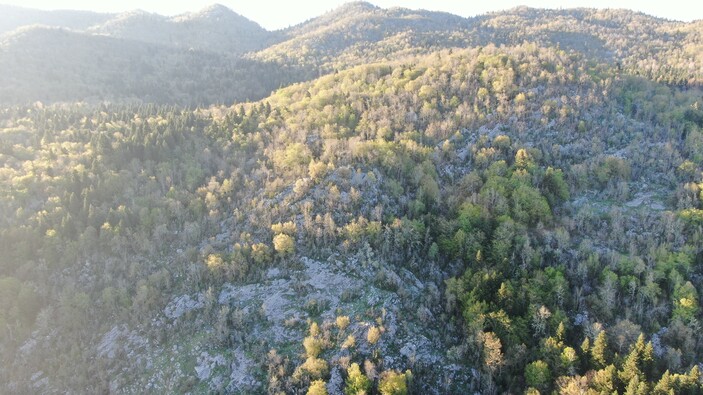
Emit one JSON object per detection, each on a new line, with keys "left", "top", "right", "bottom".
{"left": 1, "top": 2, "right": 702, "bottom": 394}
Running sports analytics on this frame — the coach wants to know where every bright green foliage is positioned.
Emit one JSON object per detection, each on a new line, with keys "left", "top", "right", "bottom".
{"left": 309, "top": 322, "right": 321, "bottom": 337}
{"left": 672, "top": 282, "right": 699, "bottom": 322}
{"left": 304, "top": 322, "right": 326, "bottom": 358}
{"left": 620, "top": 349, "right": 643, "bottom": 386}
{"left": 341, "top": 335, "right": 356, "bottom": 349}
{"left": 658, "top": 365, "right": 702, "bottom": 394}
{"left": 679, "top": 208, "right": 703, "bottom": 225}
{"left": 525, "top": 360, "right": 551, "bottom": 390}
{"left": 580, "top": 337, "right": 590, "bottom": 355}
{"left": 344, "top": 363, "right": 371, "bottom": 395}
{"left": 205, "top": 253, "right": 225, "bottom": 270}
{"left": 271, "top": 221, "right": 297, "bottom": 235}
{"left": 512, "top": 184, "right": 552, "bottom": 225}
{"left": 541, "top": 167, "right": 570, "bottom": 207}
{"left": 251, "top": 243, "right": 272, "bottom": 265}
{"left": 272, "top": 143, "right": 312, "bottom": 171}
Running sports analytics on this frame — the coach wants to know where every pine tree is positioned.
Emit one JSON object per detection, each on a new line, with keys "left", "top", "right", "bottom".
{"left": 652, "top": 370, "right": 673, "bottom": 395}
{"left": 591, "top": 365, "right": 617, "bottom": 394}
{"left": 580, "top": 337, "right": 590, "bottom": 355}
{"left": 624, "top": 375, "right": 648, "bottom": 395}
{"left": 556, "top": 321, "right": 566, "bottom": 342}
{"left": 619, "top": 345, "right": 642, "bottom": 386}
{"left": 619, "top": 334, "right": 649, "bottom": 385}
{"left": 591, "top": 331, "right": 608, "bottom": 369}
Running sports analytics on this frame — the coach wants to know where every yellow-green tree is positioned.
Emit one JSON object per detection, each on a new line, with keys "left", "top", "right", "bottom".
{"left": 379, "top": 370, "right": 409, "bottom": 395}
{"left": 273, "top": 233, "right": 295, "bottom": 257}
{"left": 344, "top": 363, "right": 370, "bottom": 395}
{"left": 307, "top": 380, "right": 328, "bottom": 395}
{"left": 367, "top": 325, "right": 381, "bottom": 345}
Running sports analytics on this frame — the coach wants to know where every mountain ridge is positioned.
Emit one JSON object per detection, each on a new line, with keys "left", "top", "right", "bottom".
{"left": 0, "top": 3, "right": 701, "bottom": 105}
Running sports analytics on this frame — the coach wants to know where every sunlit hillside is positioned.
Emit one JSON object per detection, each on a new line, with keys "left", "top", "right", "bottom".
{"left": 1, "top": 2, "right": 702, "bottom": 394}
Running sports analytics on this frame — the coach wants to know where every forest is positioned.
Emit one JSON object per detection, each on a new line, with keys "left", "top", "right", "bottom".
{"left": 1, "top": 2, "right": 702, "bottom": 394}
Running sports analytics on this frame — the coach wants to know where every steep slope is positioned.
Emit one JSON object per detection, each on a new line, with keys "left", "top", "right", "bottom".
{"left": 0, "top": 26, "right": 303, "bottom": 105}
{"left": 89, "top": 4, "right": 274, "bottom": 54}
{"left": 0, "top": 4, "right": 112, "bottom": 34}
{"left": 3, "top": 3, "right": 703, "bottom": 395}
{"left": 2, "top": 41, "right": 703, "bottom": 393}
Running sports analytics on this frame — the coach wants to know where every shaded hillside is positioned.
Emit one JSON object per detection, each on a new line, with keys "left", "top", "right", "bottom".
{"left": 0, "top": 26, "right": 305, "bottom": 106}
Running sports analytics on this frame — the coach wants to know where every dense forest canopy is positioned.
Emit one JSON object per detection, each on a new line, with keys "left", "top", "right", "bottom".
{"left": 1, "top": 2, "right": 703, "bottom": 394}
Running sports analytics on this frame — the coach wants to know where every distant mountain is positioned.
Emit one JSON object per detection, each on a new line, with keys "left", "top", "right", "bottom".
{"left": 253, "top": 1, "right": 473, "bottom": 66}
{"left": 89, "top": 4, "right": 274, "bottom": 54}
{"left": 0, "top": 26, "right": 302, "bottom": 105}
{"left": 0, "top": 2, "right": 700, "bottom": 105}
{"left": 251, "top": 4, "right": 701, "bottom": 85}
{"left": 286, "top": 1, "right": 470, "bottom": 38}
{"left": 0, "top": 4, "right": 112, "bottom": 34}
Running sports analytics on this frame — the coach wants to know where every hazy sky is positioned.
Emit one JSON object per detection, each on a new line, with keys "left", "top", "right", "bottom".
{"left": 2, "top": 0, "right": 702, "bottom": 30}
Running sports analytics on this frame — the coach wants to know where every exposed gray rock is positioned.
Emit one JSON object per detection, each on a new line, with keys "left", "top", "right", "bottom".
{"left": 327, "top": 366, "right": 344, "bottom": 395}
{"left": 30, "top": 371, "right": 48, "bottom": 390}
{"left": 625, "top": 191, "right": 664, "bottom": 210}
{"left": 227, "top": 348, "right": 258, "bottom": 392}
{"left": 97, "top": 325, "right": 148, "bottom": 360}
{"left": 164, "top": 293, "right": 205, "bottom": 320}
{"left": 195, "top": 351, "right": 226, "bottom": 381}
